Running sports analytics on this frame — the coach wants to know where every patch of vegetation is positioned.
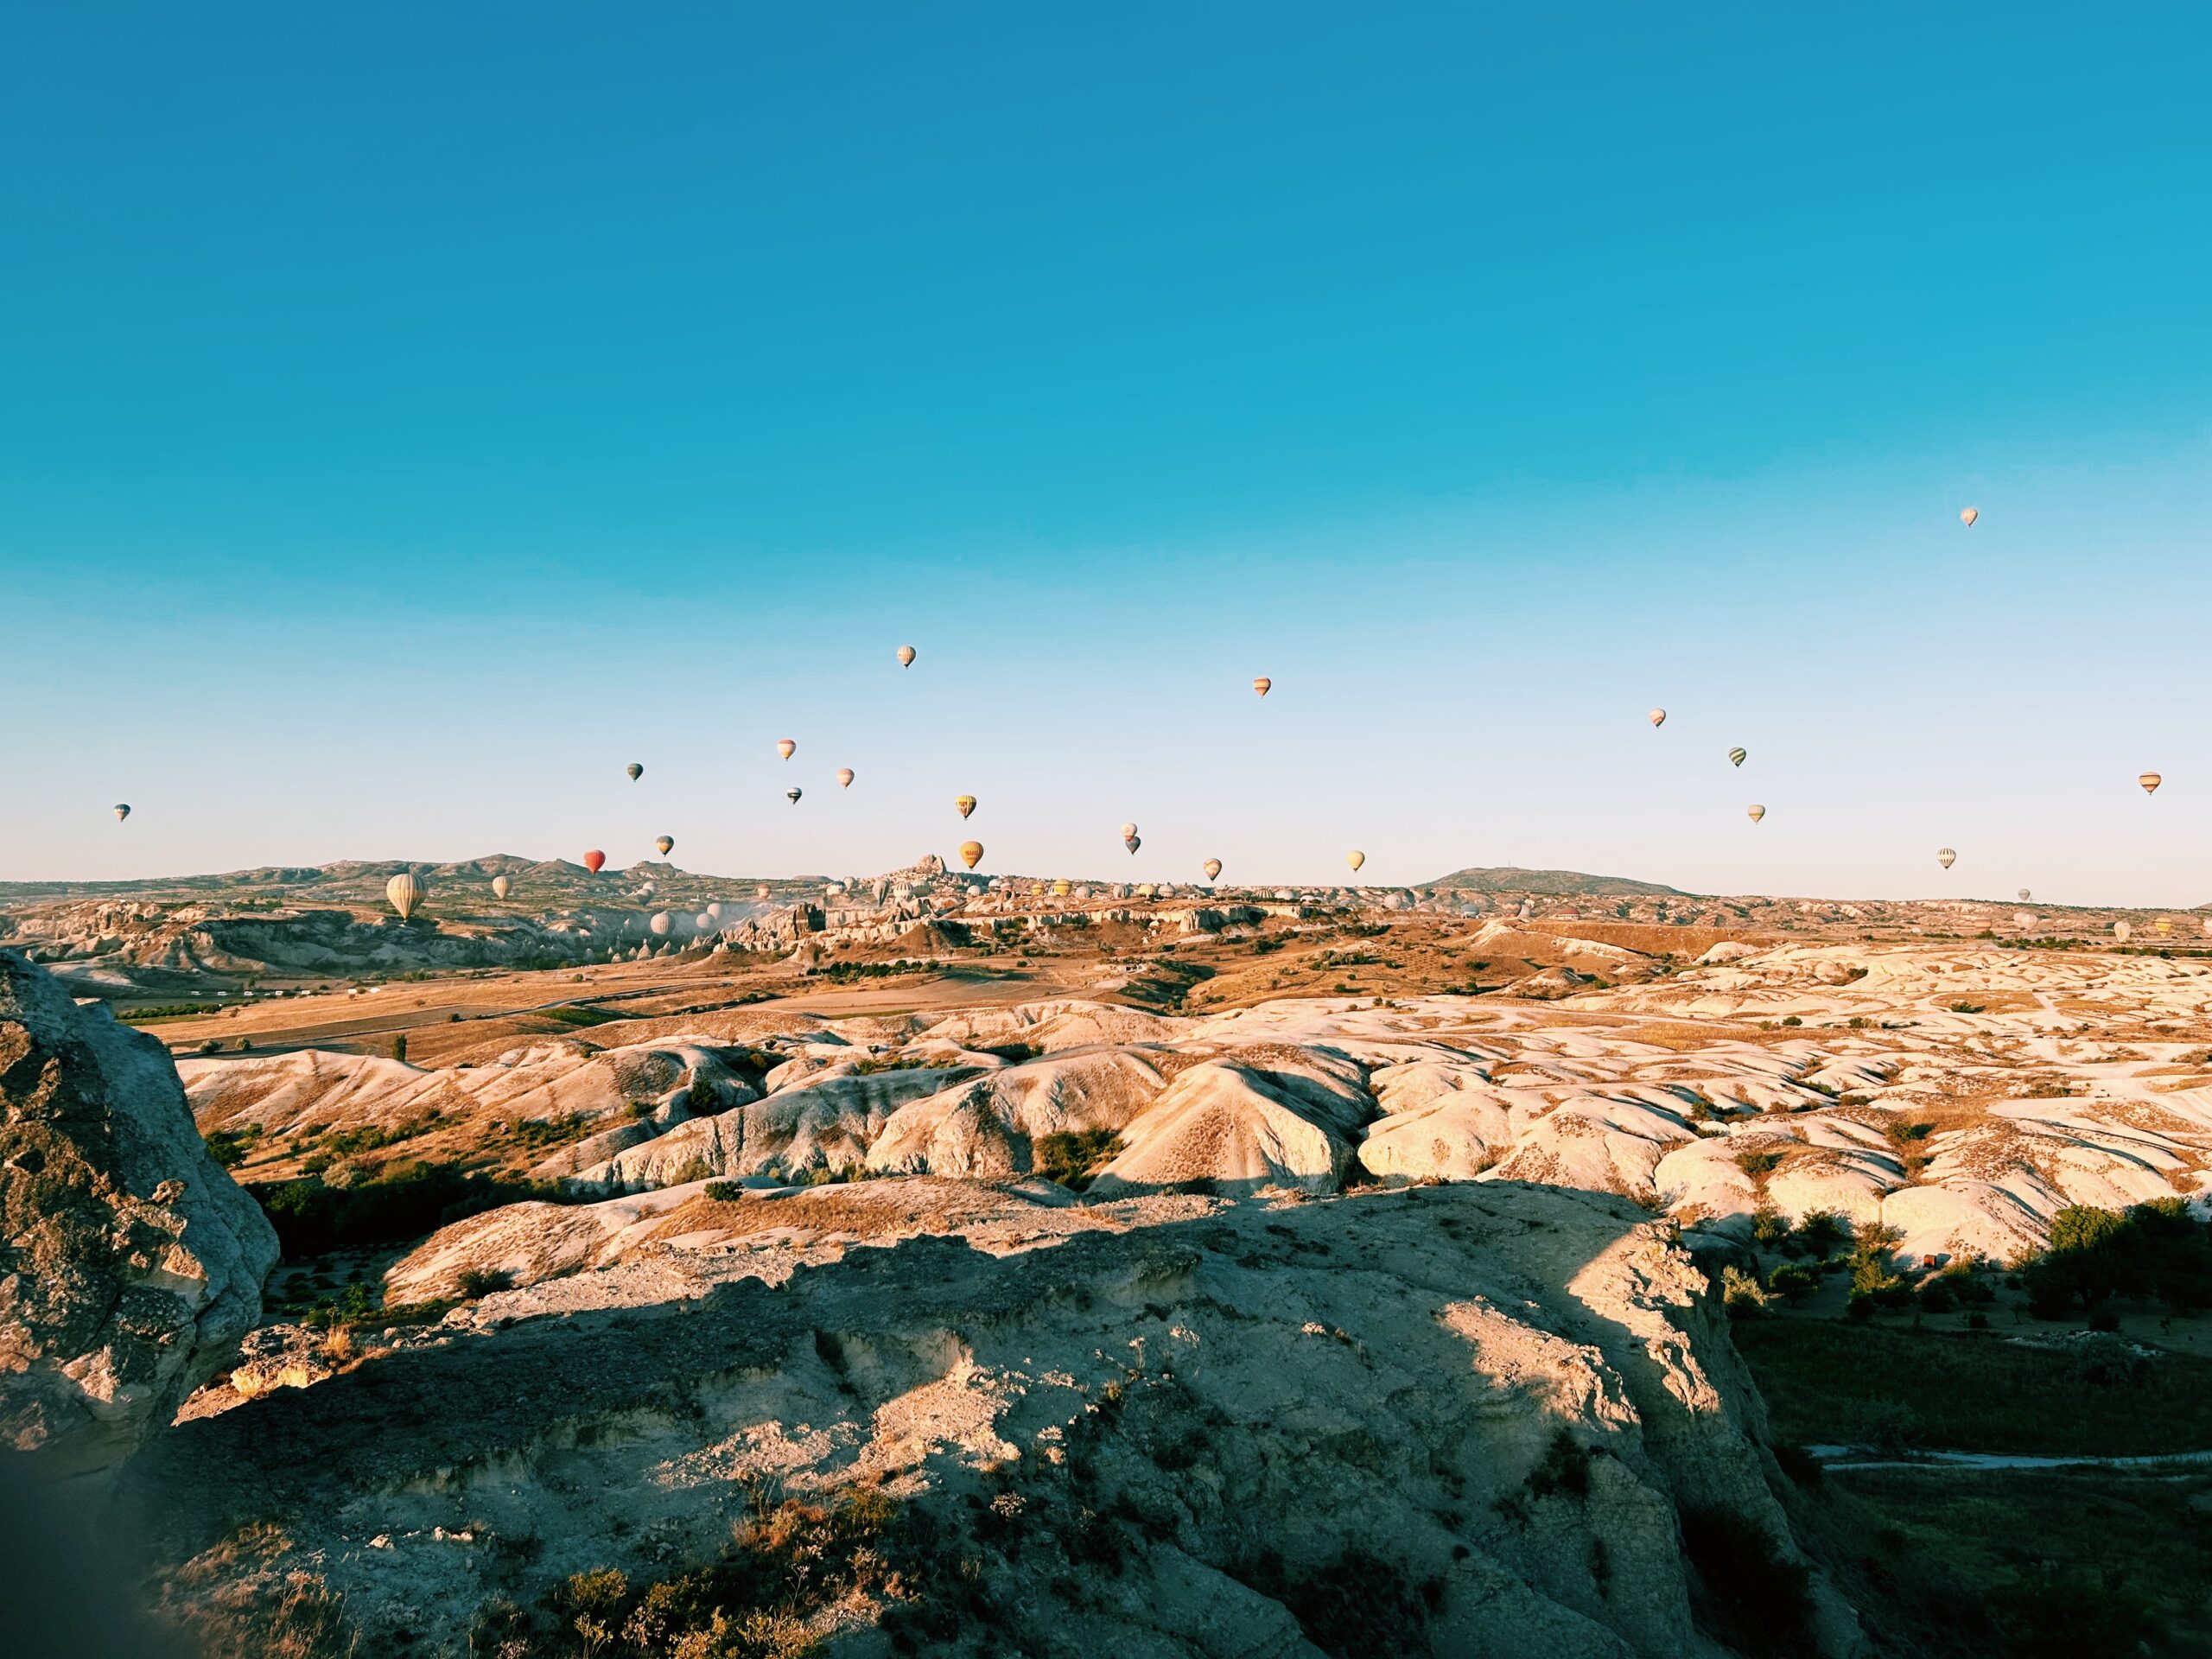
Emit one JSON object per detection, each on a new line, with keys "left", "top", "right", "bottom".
{"left": 1735, "top": 1148, "right": 1784, "bottom": 1176}
{"left": 1032, "top": 1129, "right": 1122, "bottom": 1191}
{"left": 539, "top": 1003, "right": 626, "bottom": 1028}
{"left": 321, "top": 1110, "right": 442, "bottom": 1160}
{"left": 1732, "top": 1319, "right": 2212, "bottom": 1458}
{"left": 251, "top": 1160, "right": 577, "bottom": 1258}
{"left": 1679, "top": 1504, "right": 1814, "bottom": 1657}
{"left": 812, "top": 958, "right": 929, "bottom": 983}
{"left": 2017, "top": 1199, "right": 2212, "bottom": 1317}
{"left": 202, "top": 1123, "right": 264, "bottom": 1168}
{"left": 849, "top": 1055, "right": 955, "bottom": 1075}
{"left": 119, "top": 1001, "right": 246, "bottom": 1022}
{"left": 509, "top": 1113, "right": 595, "bottom": 1151}
{"left": 1226, "top": 1547, "right": 1438, "bottom": 1658}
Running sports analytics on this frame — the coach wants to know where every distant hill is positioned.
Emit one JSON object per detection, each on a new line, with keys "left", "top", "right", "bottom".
{"left": 1419, "top": 866, "right": 1690, "bottom": 898}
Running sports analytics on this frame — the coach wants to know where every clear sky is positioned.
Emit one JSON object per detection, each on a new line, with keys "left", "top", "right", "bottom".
{"left": 4, "top": 4, "right": 2209, "bottom": 905}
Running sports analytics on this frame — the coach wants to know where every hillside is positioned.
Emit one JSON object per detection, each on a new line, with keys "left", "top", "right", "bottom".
{"left": 1420, "top": 865, "right": 1690, "bottom": 897}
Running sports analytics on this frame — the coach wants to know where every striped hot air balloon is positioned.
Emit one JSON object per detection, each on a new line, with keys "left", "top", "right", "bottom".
{"left": 492, "top": 875, "right": 512, "bottom": 899}
{"left": 1746, "top": 804, "right": 1766, "bottom": 823}
{"left": 2140, "top": 772, "right": 2163, "bottom": 795}
{"left": 1253, "top": 677, "right": 1271, "bottom": 696}
{"left": 778, "top": 739, "right": 797, "bottom": 760}
{"left": 1937, "top": 848, "right": 1956, "bottom": 869}
{"left": 385, "top": 874, "right": 424, "bottom": 920}
{"left": 1728, "top": 747, "right": 1748, "bottom": 768}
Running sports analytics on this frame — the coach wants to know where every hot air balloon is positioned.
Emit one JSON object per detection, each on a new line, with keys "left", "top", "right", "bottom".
{"left": 757, "top": 883, "right": 772, "bottom": 899}
{"left": 1937, "top": 848, "right": 1956, "bottom": 869}
{"left": 492, "top": 874, "right": 512, "bottom": 899}
{"left": 896, "top": 645, "right": 918, "bottom": 668}
{"left": 2018, "top": 888, "right": 2032, "bottom": 902}
{"left": 626, "top": 763, "right": 643, "bottom": 782}
{"left": 583, "top": 849, "right": 607, "bottom": 874}
{"left": 778, "top": 739, "right": 797, "bottom": 760}
{"left": 2139, "top": 772, "right": 2163, "bottom": 795}
{"left": 1728, "top": 747, "right": 1748, "bottom": 768}
{"left": 1202, "top": 859, "right": 1223, "bottom": 882}
{"left": 1125, "top": 836, "right": 1141, "bottom": 855}
{"left": 1747, "top": 804, "right": 1766, "bottom": 823}
{"left": 959, "top": 841, "right": 983, "bottom": 869}
{"left": 2157, "top": 918, "right": 2174, "bottom": 936}
{"left": 385, "top": 874, "right": 423, "bottom": 920}
{"left": 836, "top": 768, "right": 855, "bottom": 789}
{"left": 2202, "top": 918, "right": 2212, "bottom": 938}
{"left": 2013, "top": 911, "right": 2035, "bottom": 928}
{"left": 1051, "top": 880, "right": 1071, "bottom": 897}
{"left": 1252, "top": 677, "right": 1271, "bottom": 697}
{"left": 112, "top": 804, "right": 130, "bottom": 821}
{"left": 1345, "top": 850, "right": 1366, "bottom": 873}
{"left": 1120, "top": 822, "right": 1138, "bottom": 841}
{"left": 787, "top": 787, "right": 803, "bottom": 804}
{"left": 649, "top": 912, "right": 673, "bottom": 938}
{"left": 696, "top": 912, "right": 716, "bottom": 931}
{"left": 2114, "top": 920, "right": 2133, "bottom": 941}
{"left": 1647, "top": 709, "right": 1666, "bottom": 728}
{"left": 956, "top": 795, "right": 976, "bottom": 819}
{"left": 655, "top": 836, "right": 674, "bottom": 856}
{"left": 1960, "top": 506, "right": 1979, "bottom": 527}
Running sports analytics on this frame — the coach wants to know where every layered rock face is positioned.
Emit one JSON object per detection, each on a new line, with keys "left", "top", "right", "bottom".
{"left": 0, "top": 951, "right": 277, "bottom": 1477}
{"left": 132, "top": 1180, "right": 1838, "bottom": 1657}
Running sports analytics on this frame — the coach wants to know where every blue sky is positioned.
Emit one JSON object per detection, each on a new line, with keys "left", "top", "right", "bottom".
{"left": 5, "top": 4, "right": 2210, "bottom": 904}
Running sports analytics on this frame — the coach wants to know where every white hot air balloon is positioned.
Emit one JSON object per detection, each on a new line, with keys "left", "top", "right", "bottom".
{"left": 649, "top": 911, "right": 674, "bottom": 937}
{"left": 1937, "top": 848, "right": 1956, "bottom": 869}
{"left": 897, "top": 645, "right": 917, "bottom": 668}
{"left": 1647, "top": 709, "right": 1666, "bottom": 728}
{"left": 492, "top": 874, "right": 512, "bottom": 899}
{"left": 1960, "top": 506, "right": 1979, "bottom": 527}
{"left": 836, "top": 768, "right": 855, "bottom": 789}
{"left": 1202, "top": 859, "right": 1223, "bottom": 882}
{"left": 1120, "top": 822, "right": 1138, "bottom": 841}
{"left": 385, "top": 874, "right": 424, "bottom": 921}
{"left": 2113, "top": 920, "right": 2133, "bottom": 942}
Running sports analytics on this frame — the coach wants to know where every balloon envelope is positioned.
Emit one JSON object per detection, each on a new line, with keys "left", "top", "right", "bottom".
{"left": 2139, "top": 772, "right": 2163, "bottom": 795}
{"left": 1746, "top": 804, "right": 1766, "bottom": 823}
{"left": 1728, "top": 747, "right": 1747, "bottom": 767}
{"left": 583, "top": 849, "right": 607, "bottom": 874}
{"left": 897, "top": 645, "right": 916, "bottom": 667}
{"left": 786, "top": 787, "right": 803, "bottom": 804}
{"left": 112, "top": 804, "right": 130, "bottom": 820}
{"left": 385, "top": 874, "right": 423, "bottom": 920}
{"left": 1252, "top": 677, "right": 1271, "bottom": 696}
{"left": 649, "top": 912, "right": 673, "bottom": 937}
{"left": 1960, "top": 506, "right": 1979, "bottom": 527}
{"left": 655, "top": 836, "right": 674, "bottom": 855}
{"left": 958, "top": 840, "right": 983, "bottom": 869}
{"left": 1202, "top": 859, "right": 1223, "bottom": 881}
{"left": 778, "top": 739, "right": 797, "bottom": 760}
{"left": 757, "top": 883, "right": 772, "bottom": 899}
{"left": 1344, "top": 850, "right": 1365, "bottom": 872}
{"left": 2114, "top": 921, "right": 2133, "bottom": 940}
{"left": 956, "top": 795, "right": 976, "bottom": 819}
{"left": 1937, "top": 848, "right": 1956, "bottom": 868}
{"left": 1647, "top": 709, "right": 1665, "bottom": 728}
{"left": 1125, "top": 836, "right": 1141, "bottom": 855}
{"left": 1120, "top": 822, "right": 1137, "bottom": 841}
{"left": 626, "top": 763, "right": 643, "bottom": 781}
{"left": 492, "top": 874, "right": 512, "bottom": 899}
{"left": 836, "top": 768, "right": 855, "bottom": 788}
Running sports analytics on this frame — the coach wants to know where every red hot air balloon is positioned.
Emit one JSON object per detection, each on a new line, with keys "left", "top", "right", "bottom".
{"left": 583, "top": 849, "right": 607, "bottom": 874}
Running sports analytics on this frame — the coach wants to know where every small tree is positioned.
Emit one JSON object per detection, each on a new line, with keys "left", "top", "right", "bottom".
{"left": 391, "top": 1034, "right": 408, "bottom": 1063}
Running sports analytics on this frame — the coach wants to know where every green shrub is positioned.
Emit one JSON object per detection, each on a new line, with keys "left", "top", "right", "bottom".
{"left": 702, "top": 1180, "right": 744, "bottom": 1203}
{"left": 1722, "top": 1266, "right": 1771, "bottom": 1319}
{"left": 1032, "top": 1129, "right": 1123, "bottom": 1192}
{"left": 1767, "top": 1263, "right": 1816, "bottom": 1303}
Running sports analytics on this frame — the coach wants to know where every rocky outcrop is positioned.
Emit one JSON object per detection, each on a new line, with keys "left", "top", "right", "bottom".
{"left": 0, "top": 951, "right": 277, "bottom": 1477}
{"left": 130, "top": 1181, "right": 1849, "bottom": 1657}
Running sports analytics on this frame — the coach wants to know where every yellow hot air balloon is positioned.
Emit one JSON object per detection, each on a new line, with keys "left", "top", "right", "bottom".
{"left": 626, "top": 763, "right": 643, "bottom": 781}
{"left": 1252, "top": 677, "right": 1271, "bottom": 697}
{"left": 492, "top": 874, "right": 512, "bottom": 899}
{"left": 1344, "top": 850, "right": 1365, "bottom": 873}
{"left": 113, "top": 804, "right": 130, "bottom": 821}
{"left": 959, "top": 841, "right": 983, "bottom": 870}
{"left": 2157, "top": 917, "right": 2173, "bottom": 936}
{"left": 2139, "top": 772, "right": 2163, "bottom": 795}
{"left": 1202, "top": 858, "right": 1223, "bottom": 881}
{"left": 1051, "top": 879, "right": 1071, "bottom": 897}
{"left": 778, "top": 739, "right": 797, "bottom": 760}
{"left": 1747, "top": 804, "right": 1766, "bottom": 823}
{"left": 956, "top": 795, "right": 976, "bottom": 819}
{"left": 656, "top": 836, "right": 675, "bottom": 856}
{"left": 836, "top": 768, "right": 855, "bottom": 789}
{"left": 1728, "top": 747, "right": 1748, "bottom": 768}
{"left": 1647, "top": 709, "right": 1666, "bottom": 728}
{"left": 1937, "top": 848, "right": 1956, "bottom": 869}
{"left": 1960, "top": 506, "right": 1979, "bottom": 527}
{"left": 897, "top": 645, "right": 917, "bottom": 668}
{"left": 385, "top": 874, "right": 423, "bottom": 921}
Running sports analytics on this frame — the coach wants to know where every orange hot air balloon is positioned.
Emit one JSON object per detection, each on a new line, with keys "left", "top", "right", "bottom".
{"left": 897, "top": 645, "right": 917, "bottom": 668}
{"left": 956, "top": 795, "right": 976, "bottom": 819}
{"left": 1202, "top": 858, "right": 1223, "bottom": 882}
{"left": 777, "top": 739, "right": 797, "bottom": 760}
{"left": 655, "top": 836, "right": 674, "bottom": 856}
{"left": 1960, "top": 506, "right": 1979, "bottom": 527}
{"left": 836, "top": 768, "right": 855, "bottom": 789}
{"left": 1252, "top": 677, "right": 1271, "bottom": 696}
{"left": 583, "top": 849, "right": 607, "bottom": 874}
{"left": 2139, "top": 772, "right": 2163, "bottom": 795}
{"left": 958, "top": 841, "right": 983, "bottom": 869}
